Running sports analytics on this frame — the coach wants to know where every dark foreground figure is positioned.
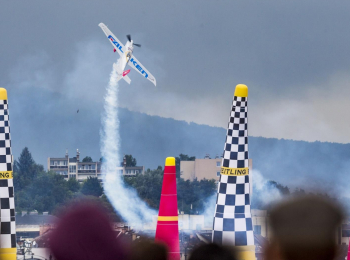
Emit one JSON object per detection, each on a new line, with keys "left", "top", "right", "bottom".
{"left": 129, "top": 240, "right": 167, "bottom": 260}
{"left": 49, "top": 203, "right": 127, "bottom": 260}
{"left": 264, "top": 195, "right": 344, "bottom": 260}
{"left": 188, "top": 243, "right": 237, "bottom": 260}
{"left": 49, "top": 195, "right": 343, "bottom": 260}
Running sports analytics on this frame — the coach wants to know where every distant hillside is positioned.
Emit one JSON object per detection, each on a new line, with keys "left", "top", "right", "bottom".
{"left": 119, "top": 109, "right": 350, "bottom": 192}
{"left": 118, "top": 109, "right": 225, "bottom": 169}
{"left": 9, "top": 86, "right": 350, "bottom": 194}
{"left": 249, "top": 137, "right": 350, "bottom": 191}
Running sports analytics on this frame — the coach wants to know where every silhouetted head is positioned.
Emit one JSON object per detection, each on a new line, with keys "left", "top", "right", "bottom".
{"left": 50, "top": 202, "right": 127, "bottom": 260}
{"left": 265, "top": 195, "right": 344, "bottom": 260}
{"left": 188, "top": 243, "right": 237, "bottom": 260}
{"left": 129, "top": 240, "right": 167, "bottom": 260}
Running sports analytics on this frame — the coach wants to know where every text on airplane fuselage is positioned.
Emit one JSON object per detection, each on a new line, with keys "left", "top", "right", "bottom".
{"left": 108, "top": 36, "right": 123, "bottom": 53}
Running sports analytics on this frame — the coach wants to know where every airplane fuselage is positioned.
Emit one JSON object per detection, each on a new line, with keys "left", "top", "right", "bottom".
{"left": 120, "top": 41, "right": 134, "bottom": 72}
{"left": 108, "top": 36, "right": 134, "bottom": 72}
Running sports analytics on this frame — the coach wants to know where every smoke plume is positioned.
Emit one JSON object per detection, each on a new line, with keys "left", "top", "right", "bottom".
{"left": 200, "top": 169, "right": 283, "bottom": 224}
{"left": 251, "top": 169, "right": 283, "bottom": 206}
{"left": 100, "top": 61, "right": 157, "bottom": 227}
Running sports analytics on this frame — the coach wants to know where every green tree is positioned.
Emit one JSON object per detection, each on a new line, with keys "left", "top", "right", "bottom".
{"left": 177, "top": 178, "right": 216, "bottom": 214}
{"left": 16, "top": 171, "right": 72, "bottom": 213}
{"left": 67, "top": 177, "right": 81, "bottom": 193}
{"left": 268, "top": 181, "right": 290, "bottom": 195}
{"left": 293, "top": 188, "right": 306, "bottom": 196}
{"left": 13, "top": 147, "right": 44, "bottom": 191}
{"left": 124, "top": 165, "right": 216, "bottom": 213}
{"left": 123, "top": 166, "right": 163, "bottom": 209}
{"left": 15, "top": 190, "right": 32, "bottom": 213}
{"left": 82, "top": 156, "right": 93, "bottom": 162}
{"left": 100, "top": 195, "right": 123, "bottom": 222}
{"left": 177, "top": 178, "right": 194, "bottom": 213}
{"left": 122, "top": 155, "right": 137, "bottom": 167}
{"left": 52, "top": 196, "right": 123, "bottom": 222}
{"left": 81, "top": 177, "right": 103, "bottom": 197}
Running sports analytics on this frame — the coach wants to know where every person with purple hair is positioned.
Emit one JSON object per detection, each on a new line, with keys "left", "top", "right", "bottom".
{"left": 50, "top": 202, "right": 127, "bottom": 260}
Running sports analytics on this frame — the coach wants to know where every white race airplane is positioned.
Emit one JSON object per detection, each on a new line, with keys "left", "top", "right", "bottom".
{"left": 99, "top": 23, "right": 156, "bottom": 86}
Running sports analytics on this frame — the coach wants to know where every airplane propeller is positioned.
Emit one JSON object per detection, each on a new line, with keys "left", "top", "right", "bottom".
{"left": 126, "top": 35, "right": 141, "bottom": 47}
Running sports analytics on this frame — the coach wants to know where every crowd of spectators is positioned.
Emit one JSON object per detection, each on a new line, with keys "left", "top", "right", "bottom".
{"left": 48, "top": 195, "right": 345, "bottom": 260}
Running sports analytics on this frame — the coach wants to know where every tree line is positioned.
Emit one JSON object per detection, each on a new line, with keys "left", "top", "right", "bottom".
{"left": 14, "top": 147, "right": 320, "bottom": 220}
{"left": 12, "top": 148, "right": 217, "bottom": 218}
{"left": 14, "top": 147, "right": 105, "bottom": 214}
{"left": 123, "top": 166, "right": 217, "bottom": 214}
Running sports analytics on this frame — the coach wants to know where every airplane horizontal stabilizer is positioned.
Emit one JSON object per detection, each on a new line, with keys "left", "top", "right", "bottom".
{"left": 123, "top": 75, "right": 131, "bottom": 84}
{"left": 116, "top": 74, "right": 131, "bottom": 85}
{"left": 116, "top": 75, "right": 123, "bottom": 83}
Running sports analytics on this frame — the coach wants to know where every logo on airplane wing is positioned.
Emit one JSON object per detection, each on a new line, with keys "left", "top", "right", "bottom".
{"left": 108, "top": 36, "right": 124, "bottom": 53}
{"left": 130, "top": 58, "right": 148, "bottom": 78}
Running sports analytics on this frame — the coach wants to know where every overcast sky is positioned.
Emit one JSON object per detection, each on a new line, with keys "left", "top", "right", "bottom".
{"left": 1, "top": 0, "right": 350, "bottom": 162}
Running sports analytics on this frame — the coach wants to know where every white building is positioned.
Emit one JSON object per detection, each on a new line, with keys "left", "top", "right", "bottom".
{"left": 48, "top": 149, "right": 144, "bottom": 181}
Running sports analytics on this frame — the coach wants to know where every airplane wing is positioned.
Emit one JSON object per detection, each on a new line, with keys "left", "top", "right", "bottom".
{"left": 128, "top": 55, "right": 157, "bottom": 86}
{"left": 98, "top": 23, "right": 126, "bottom": 57}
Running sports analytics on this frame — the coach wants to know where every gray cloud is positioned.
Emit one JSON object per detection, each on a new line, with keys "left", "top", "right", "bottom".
{"left": 1, "top": 0, "right": 350, "bottom": 160}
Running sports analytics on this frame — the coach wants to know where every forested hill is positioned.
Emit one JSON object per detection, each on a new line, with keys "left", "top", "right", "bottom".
{"left": 10, "top": 102, "right": 350, "bottom": 191}
{"left": 119, "top": 109, "right": 350, "bottom": 191}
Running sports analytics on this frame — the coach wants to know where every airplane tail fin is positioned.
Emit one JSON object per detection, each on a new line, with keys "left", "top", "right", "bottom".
{"left": 116, "top": 71, "right": 131, "bottom": 85}
{"left": 114, "top": 64, "right": 131, "bottom": 85}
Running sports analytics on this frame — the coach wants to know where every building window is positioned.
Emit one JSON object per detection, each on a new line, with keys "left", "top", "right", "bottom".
{"left": 216, "top": 172, "right": 220, "bottom": 177}
{"left": 254, "top": 225, "right": 261, "bottom": 235}
{"left": 216, "top": 162, "right": 220, "bottom": 167}
{"left": 69, "top": 165, "right": 76, "bottom": 173}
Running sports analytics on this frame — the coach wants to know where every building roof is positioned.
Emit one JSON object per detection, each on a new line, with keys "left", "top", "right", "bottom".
{"left": 16, "top": 214, "right": 58, "bottom": 226}
{"left": 69, "top": 157, "right": 77, "bottom": 162}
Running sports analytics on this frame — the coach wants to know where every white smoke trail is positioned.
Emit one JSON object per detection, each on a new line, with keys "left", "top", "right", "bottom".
{"left": 100, "top": 61, "right": 157, "bottom": 227}
{"left": 201, "top": 193, "right": 217, "bottom": 228}
{"left": 252, "top": 169, "right": 282, "bottom": 205}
